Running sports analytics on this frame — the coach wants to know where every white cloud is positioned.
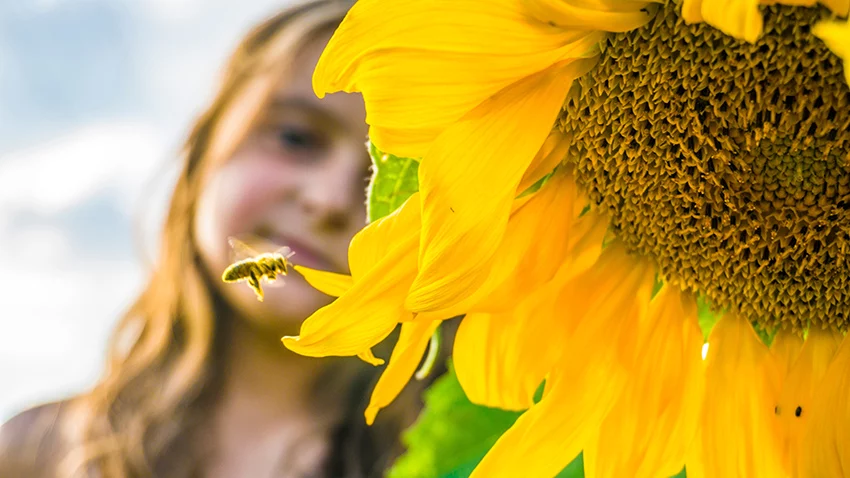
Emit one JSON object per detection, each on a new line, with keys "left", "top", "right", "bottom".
{"left": 0, "top": 121, "right": 168, "bottom": 219}
{"left": 0, "top": 121, "right": 164, "bottom": 420}
{"left": 139, "top": 0, "right": 205, "bottom": 22}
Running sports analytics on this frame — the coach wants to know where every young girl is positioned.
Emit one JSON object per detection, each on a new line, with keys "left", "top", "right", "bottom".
{"left": 0, "top": 1, "right": 436, "bottom": 476}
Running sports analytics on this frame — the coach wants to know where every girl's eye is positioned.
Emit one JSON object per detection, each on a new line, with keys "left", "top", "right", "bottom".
{"left": 277, "top": 126, "right": 323, "bottom": 152}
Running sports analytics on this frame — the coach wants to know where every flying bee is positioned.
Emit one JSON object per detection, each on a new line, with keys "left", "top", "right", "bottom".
{"left": 221, "top": 236, "right": 295, "bottom": 302}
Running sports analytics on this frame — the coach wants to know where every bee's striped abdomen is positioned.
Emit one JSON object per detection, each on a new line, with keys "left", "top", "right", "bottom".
{"left": 222, "top": 260, "right": 255, "bottom": 282}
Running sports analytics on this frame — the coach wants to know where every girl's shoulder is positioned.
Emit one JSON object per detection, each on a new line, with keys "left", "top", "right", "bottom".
{"left": 0, "top": 400, "right": 74, "bottom": 477}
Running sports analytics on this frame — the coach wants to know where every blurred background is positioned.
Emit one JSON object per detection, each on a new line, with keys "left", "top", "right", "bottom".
{"left": 0, "top": 0, "right": 294, "bottom": 421}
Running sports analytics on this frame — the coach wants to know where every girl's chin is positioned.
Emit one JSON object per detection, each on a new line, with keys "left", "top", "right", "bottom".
{"left": 236, "top": 276, "right": 334, "bottom": 333}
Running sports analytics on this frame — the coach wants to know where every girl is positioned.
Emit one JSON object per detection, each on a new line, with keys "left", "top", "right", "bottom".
{"left": 0, "top": 1, "right": 436, "bottom": 476}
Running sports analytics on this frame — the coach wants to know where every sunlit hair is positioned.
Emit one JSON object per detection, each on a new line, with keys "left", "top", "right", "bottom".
{"left": 56, "top": 2, "right": 425, "bottom": 476}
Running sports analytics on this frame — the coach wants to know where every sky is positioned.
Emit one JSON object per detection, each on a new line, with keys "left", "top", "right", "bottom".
{"left": 0, "top": 0, "right": 293, "bottom": 421}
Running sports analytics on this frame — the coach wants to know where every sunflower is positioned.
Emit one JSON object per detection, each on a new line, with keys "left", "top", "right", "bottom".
{"left": 282, "top": 0, "right": 850, "bottom": 476}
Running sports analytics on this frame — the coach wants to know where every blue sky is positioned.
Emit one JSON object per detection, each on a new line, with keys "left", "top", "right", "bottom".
{"left": 0, "top": 0, "right": 292, "bottom": 420}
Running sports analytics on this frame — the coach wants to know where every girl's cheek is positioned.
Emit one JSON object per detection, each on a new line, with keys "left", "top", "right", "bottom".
{"left": 213, "top": 154, "right": 294, "bottom": 232}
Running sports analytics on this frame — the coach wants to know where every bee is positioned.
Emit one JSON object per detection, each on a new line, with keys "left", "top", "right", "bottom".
{"left": 221, "top": 236, "right": 295, "bottom": 302}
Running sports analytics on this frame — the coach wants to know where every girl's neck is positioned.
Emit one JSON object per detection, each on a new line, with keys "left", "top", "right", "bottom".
{"left": 200, "top": 317, "right": 352, "bottom": 478}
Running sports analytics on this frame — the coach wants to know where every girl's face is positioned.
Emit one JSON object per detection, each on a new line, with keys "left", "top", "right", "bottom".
{"left": 194, "top": 31, "right": 369, "bottom": 336}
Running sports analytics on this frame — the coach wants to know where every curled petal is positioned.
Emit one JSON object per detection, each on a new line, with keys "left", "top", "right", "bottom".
{"left": 358, "top": 349, "right": 385, "bottom": 367}
{"left": 364, "top": 319, "right": 442, "bottom": 425}
{"left": 293, "top": 266, "right": 353, "bottom": 297}
{"left": 406, "top": 58, "right": 598, "bottom": 313}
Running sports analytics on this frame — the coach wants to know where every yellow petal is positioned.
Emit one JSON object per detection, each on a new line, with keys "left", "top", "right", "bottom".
{"left": 358, "top": 348, "right": 386, "bottom": 367}
{"left": 314, "top": 0, "right": 606, "bottom": 157}
{"left": 516, "top": 130, "right": 571, "bottom": 195}
{"left": 293, "top": 265, "right": 353, "bottom": 297}
{"left": 282, "top": 199, "right": 421, "bottom": 358}
{"left": 406, "top": 58, "right": 598, "bottom": 313}
{"left": 793, "top": 329, "right": 847, "bottom": 478}
{"left": 449, "top": 170, "right": 585, "bottom": 314}
{"left": 681, "top": 0, "right": 763, "bottom": 43}
{"left": 365, "top": 319, "right": 441, "bottom": 425}
{"left": 682, "top": 0, "right": 849, "bottom": 43}
{"left": 472, "top": 355, "right": 626, "bottom": 478}
{"left": 586, "top": 286, "right": 705, "bottom": 478}
{"left": 469, "top": 242, "right": 654, "bottom": 477}
{"left": 813, "top": 17, "right": 850, "bottom": 85}
{"left": 771, "top": 329, "right": 804, "bottom": 383}
{"left": 522, "top": 0, "right": 659, "bottom": 32}
{"left": 348, "top": 192, "right": 421, "bottom": 281}
{"left": 686, "top": 313, "right": 785, "bottom": 478}
{"left": 452, "top": 210, "right": 609, "bottom": 411}
{"left": 556, "top": 241, "right": 656, "bottom": 362}
{"left": 453, "top": 290, "right": 557, "bottom": 411}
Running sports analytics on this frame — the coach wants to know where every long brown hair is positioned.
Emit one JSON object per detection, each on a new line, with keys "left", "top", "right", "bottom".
{"left": 59, "top": 2, "right": 431, "bottom": 476}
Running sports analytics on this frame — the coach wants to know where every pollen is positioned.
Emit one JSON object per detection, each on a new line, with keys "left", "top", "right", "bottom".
{"left": 561, "top": 3, "right": 850, "bottom": 332}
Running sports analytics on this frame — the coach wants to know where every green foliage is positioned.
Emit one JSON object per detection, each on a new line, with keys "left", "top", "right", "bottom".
{"left": 388, "top": 363, "right": 529, "bottom": 478}
{"left": 696, "top": 295, "right": 721, "bottom": 339}
{"left": 367, "top": 142, "right": 420, "bottom": 223}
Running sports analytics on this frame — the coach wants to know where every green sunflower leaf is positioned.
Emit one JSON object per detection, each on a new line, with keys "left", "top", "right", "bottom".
{"left": 367, "top": 142, "right": 420, "bottom": 223}
{"left": 388, "top": 362, "right": 585, "bottom": 478}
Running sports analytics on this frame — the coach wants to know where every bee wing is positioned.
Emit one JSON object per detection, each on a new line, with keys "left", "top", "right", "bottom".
{"left": 228, "top": 236, "right": 261, "bottom": 261}
{"left": 274, "top": 245, "right": 296, "bottom": 260}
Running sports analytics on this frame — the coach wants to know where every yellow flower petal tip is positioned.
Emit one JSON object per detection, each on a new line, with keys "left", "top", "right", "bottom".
{"left": 681, "top": 0, "right": 763, "bottom": 43}
{"left": 813, "top": 18, "right": 850, "bottom": 85}
{"left": 358, "top": 349, "right": 386, "bottom": 367}
{"left": 364, "top": 405, "right": 379, "bottom": 426}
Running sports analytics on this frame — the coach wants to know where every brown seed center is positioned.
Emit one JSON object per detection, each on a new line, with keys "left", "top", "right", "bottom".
{"left": 562, "top": 3, "right": 850, "bottom": 331}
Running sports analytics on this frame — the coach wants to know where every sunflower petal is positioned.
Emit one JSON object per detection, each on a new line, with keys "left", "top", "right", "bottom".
{"left": 469, "top": 242, "right": 654, "bottom": 477}
{"left": 452, "top": 209, "right": 609, "bottom": 411}
{"left": 453, "top": 289, "right": 559, "bottom": 411}
{"left": 522, "top": 0, "right": 659, "bottom": 32}
{"left": 777, "top": 328, "right": 842, "bottom": 477}
{"left": 801, "top": 333, "right": 850, "bottom": 477}
{"left": 358, "top": 348, "right": 386, "bottom": 367}
{"left": 469, "top": 319, "right": 627, "bottom": 478}
{"left": 406, "top": 58, "right": 598, "bottom": 313}
{"left": 686, "top": 313, "right": 785, "bottom": 478}
{"left": 586, "top": 286, "right": 705, "bottom": 478}
{"left": 682, "top": 0, "right": 848, "bottom": 43}
{"left": 293, "top": 266, "right": 353, "bottom": 297}
{"left": 313, "top": 0, "right": 605, "bottom": 157}
{"left": 516, "top": 130, "right": 571, "bottom": 195}
{"left": 282, "top": 198, "right": 421, "bottom": 358}
{"left": 348, "top": 192, "right": 421, "bottom": 281}
{"left": 364, "top": 319, "right": 442, "bottom": 425}
{"left": 771, "top": 329, "right": 804, "bottom": 383}
{"left": 681, "top": 0, "right": 763, "bottom": 42}
{"left": 813, "top": 17, "right": 850, "bottom": 85}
